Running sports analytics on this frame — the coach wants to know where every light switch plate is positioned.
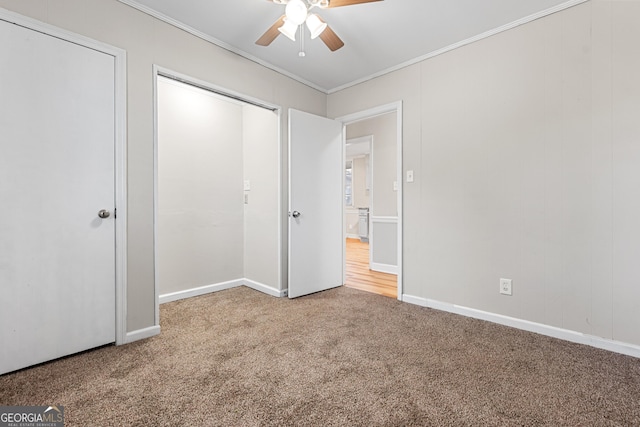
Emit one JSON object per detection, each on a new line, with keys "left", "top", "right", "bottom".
{"left": 406, "top": 170, "right": 414, "bottom": 183}
{"left": 243, "top": 180, "right": 251, "bottom": 191}
{"left": 393, "top": 181, "right": 398, "bottom": 191}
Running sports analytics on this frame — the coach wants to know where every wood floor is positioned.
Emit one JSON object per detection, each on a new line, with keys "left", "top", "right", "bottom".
{"left": 344, "top": 238, "right": 397, "bottom": 298}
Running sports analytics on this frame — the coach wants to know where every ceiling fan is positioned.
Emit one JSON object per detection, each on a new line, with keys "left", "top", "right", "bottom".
{"left": 256, "top": 0, "right": 383, "bottom": 52}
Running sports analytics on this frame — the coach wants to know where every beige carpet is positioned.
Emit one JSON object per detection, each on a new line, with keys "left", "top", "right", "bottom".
{"left": 2, "top": 286, "right": 640, "bottom": 426}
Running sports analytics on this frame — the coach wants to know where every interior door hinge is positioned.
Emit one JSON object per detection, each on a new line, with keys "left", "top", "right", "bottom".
{"left": 114, "top": 208, "right": 117, "bottom": 219}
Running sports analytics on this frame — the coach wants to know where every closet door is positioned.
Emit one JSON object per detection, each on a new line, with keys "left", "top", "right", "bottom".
{"left": 0, "top": 18, "right": 116, "bottom": 374}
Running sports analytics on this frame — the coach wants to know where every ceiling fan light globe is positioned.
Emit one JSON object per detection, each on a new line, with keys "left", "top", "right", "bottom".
{"left": 278, "top": 19, "right": 298, "bottom": 41}
{"left": 306, "top": 14, "right": 328, "bottom": 39}
{"left": 285, "top": 0, "right": 308, "bottom": 26}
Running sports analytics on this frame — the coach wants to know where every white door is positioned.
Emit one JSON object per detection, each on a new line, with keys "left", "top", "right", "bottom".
{"left": 288, "top": 109, "right": 343, "bottom": 298}
{"left": 0, "top": 19, "right": 116, "bottom": 374}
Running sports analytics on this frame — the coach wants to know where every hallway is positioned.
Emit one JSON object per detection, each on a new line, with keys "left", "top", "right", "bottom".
{"left": 344, "top": 238, "right": 397, "bottom": 298}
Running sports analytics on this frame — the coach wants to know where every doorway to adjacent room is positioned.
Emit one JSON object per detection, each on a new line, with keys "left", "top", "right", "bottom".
{"left": 339, "top": 105, "right": 402, "bottom": 300}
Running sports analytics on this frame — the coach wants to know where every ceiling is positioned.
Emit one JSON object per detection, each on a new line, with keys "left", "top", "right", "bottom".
{"left": 119, "top": 0, "right": 580, "bottom": 93}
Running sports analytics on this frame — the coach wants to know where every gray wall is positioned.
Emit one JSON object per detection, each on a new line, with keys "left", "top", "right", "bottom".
{"left": 0, "top": 0, "right": 326, "bottom": 333}
{"left": 345, "top": 154, "right": 370, "bottom": 237}
{"left": 329, "top": 0, "right": 640, "bottom": 346}
{"left": 6, "top": 0, "right": 640, "bottom": 350}
{"left": 347, "top": 113, "right": 398, "bottom": 268}
{"left": 347, "top": 113, "right": 397, "bottom": 217}
{"left": 351, "top": 156, "right": 370, "bottom": 209}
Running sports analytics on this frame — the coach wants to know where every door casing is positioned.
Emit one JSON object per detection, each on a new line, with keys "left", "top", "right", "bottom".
{"left": 151, "top": 65, "right": 283, "bottom": 315}
{"left": 0, "top": 9, "right": 128, "bottom": 344}
{"left": 336, "top": 102, "right": 404, "bottom": 300}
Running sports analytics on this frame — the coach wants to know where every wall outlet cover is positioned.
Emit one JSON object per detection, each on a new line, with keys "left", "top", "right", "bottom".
{"left": 500, "top": 278, "right": 512, "bottom": 296}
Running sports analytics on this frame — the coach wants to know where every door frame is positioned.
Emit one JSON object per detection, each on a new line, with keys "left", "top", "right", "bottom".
{"left": 152, "top": 66, "right": 283, "bottom": 316}
{"left": 345, "top": 135, "right": 373, "bottom": 255}
{"left": 336, "top": 101, "right": 403, "bottom": 300}
{"left": 0, "top": 8, "right": 129, "bottom": 344}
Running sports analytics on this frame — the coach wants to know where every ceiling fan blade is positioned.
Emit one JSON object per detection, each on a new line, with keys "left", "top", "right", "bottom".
{"left": 326, "top": 0, "right": 383, "bottom": 8}
{"left": 319, "top": 24, "right": 344, "bottom": 51}
{"left": 255, "top": 15, "right": 286, "bottom": 46}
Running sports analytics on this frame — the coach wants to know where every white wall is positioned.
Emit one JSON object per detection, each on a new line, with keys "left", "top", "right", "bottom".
{"left": 243, "top": 105, "right": 280, "bottom": 289}
{"left": 329, "top": 0, "right": 640, "bottom": 347}
{"left": 157, "top": 78, "right": 244, "bottom": 295}
{"left": 158, "top": 78, "right": 280, "bottom": 296}
{"left": 0, "top": 0, "right": 326, "bottom": 333}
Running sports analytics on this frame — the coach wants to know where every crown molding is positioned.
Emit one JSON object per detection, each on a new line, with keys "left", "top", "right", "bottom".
{"left": 118, "top": 0, "right": 588, "bottom": 95}
{"left": 117, "top": 0, "right": 326, "bottom": 93}
{"left": 327, "top": 0, "right": 589, "bottom": 94}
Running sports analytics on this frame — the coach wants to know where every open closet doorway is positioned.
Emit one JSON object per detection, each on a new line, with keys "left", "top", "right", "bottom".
{"left": 154, "top": 68, "right": 282, "bottom": 314}
{"left": 339, "top": 104, "right": 403, "bottom": 300}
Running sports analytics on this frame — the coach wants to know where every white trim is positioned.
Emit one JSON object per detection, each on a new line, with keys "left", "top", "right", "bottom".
{"left": 152, "top": 65, "right": 160, "bottom": 330}
{"left": 371, "top": 216, "right": 398, "bottom": 223}
{"left": 346, "top": 233, "right": 360, "bottom": 240}
{"left": 337, "top": 102, "right": 403, "bottom": 300}
{"left": 123, "top": 325, "right": 161, "bottom": 344}
{"left": 244, "top": 279, "right": 287, "bottom": 298}
{"left": 159, "top": 278, "right": 285, "bottom": 304}
{"left": 277, "top": 109, "right": 284, "bottom": 296}
{"left": 159, "top": 279, "right": 244, "bottom": 304}
{"left": 153, "top": 66, "right": 285, "bottom": 316}
{"left": 327, "top": 0, "right": 589, "bottom": 93}
{"left": 287, "top": 110, "right": 293, "bottom": 297}
{"left": 401, "top": 294, "right": 428, "bottom": 307}
{"left": 118, "top": 0, "right": 586, "bottom": 94}
{"left": 402, "top": 294, "right": 640, "bottom": 359}
{"left": 0, "top": 8, "right": 130, "bottom": 346}
{"left": 369, "top": 216, "right": 398, "bottom": 274}
{"left": 369, "top": 216, "right": 398, "bottom": 271}
{"left": 342, "top": 134, "right": 347, "bottom": 285}
{"left": 114, "top": 45, "right": 128, "bottom": 347}
{"left": 371, "top": 262, "right": 398, "bottom": 275}
{"left": 117, "top": 0, "right": 324, "bottom": 93}
{"left": 155, "top": 66, "right": 280, "bottom": 111}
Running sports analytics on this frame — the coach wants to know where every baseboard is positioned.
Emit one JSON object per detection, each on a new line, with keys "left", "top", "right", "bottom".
{"left": 402, "top": 294, "right": 640, "bottom": 359}
{"left": 371, "top": 262, "right": 398, "bottom": 275}
{"left": 346, "top": 233, "right": 360, "bottom": 240}
{"left": 122, "top": 325, "right": 161, "bottom": 344}
{"left": 159, "top": 279, "right": 244, "bottom": 304}
{"left": 159, "top": 278, "right": 286, "bottom": 305}
{"left": 243, "top": 279, "right": 287, "bottom": 297}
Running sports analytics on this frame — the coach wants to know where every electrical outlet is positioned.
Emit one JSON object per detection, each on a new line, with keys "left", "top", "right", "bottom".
{"left": 500, "top": 278, "right": 512, "bottom": 296}
{"left": 406, "top": 170, "right": 414, "bottom": 183}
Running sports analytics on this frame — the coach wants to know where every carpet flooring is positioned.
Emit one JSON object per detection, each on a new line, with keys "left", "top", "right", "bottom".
{"left": 1, "top": 286, "right": 640, "bottom": 426}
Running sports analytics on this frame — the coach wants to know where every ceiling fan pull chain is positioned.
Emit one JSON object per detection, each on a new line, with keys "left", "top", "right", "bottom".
{"left": 299, "top": 25, "right": 306, "bottom": 57}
